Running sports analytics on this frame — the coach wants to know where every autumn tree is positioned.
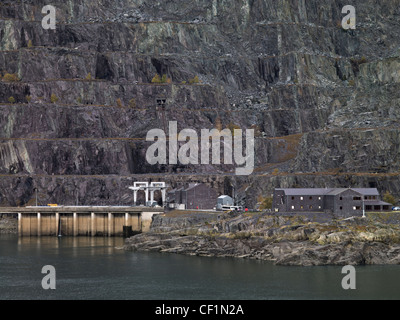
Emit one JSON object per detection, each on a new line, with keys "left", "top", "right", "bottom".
{"left": 257, "top": 195, "right": 273, "bottom": 210}
{"left": 383, "top": 191, "right": 397, "bottom": 206}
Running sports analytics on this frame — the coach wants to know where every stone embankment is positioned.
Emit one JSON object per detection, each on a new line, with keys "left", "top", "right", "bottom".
{"left": 124, "top": 211, "right": 400, "bottom": 266}
{"left": 0, "top": 214, "right": 17, "bottom": 234}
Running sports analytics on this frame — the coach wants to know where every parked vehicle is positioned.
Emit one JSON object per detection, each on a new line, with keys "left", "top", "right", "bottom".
{"left": 221, "top": 205, "right": 243, "bottom": 211}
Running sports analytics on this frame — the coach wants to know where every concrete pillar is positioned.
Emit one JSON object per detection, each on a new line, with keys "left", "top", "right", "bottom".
{"left": 150, "top": 190, "right": 154, "bottom": 203}
{"left": 73, "top": 212, "right": 78, "bottom": 236}
{"left": 18, "top": 213, "right": 22, "bottom": 237}
{"left": 37, "top": 212, "right": 41, "bottom": 237}
{"left": 125, "top": 212, "right": 129, "bottom": 226}
{"left": 145, "top": 189, "right": 149, "bottom": 204}
{"left": 133, "top": 191, "right": 137, "bottom": 205}
{"left": 55, "top": 212, "right": 59, "bottom": 236}
{"left": 162, "top": 189, "right": 166, "bottom": 205}
{"left": 91, "top": 212, "right": 95, "bottom": 237}
{"left": 108, "top": 212, "right": 113, "bottom": 237}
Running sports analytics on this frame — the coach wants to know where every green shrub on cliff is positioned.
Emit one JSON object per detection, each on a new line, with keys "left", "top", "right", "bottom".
{"left": 3, "top": 73, "right": 20, "bottom": 82}
{"left": 50, "top": 93, "right": 59, "bottom": 103}
{"left": 188, "top": 75, "right": 200, "bottom": 84}
{"left": 128, "top": 98, "right": 136, "bottom": 108}
{"left": 8, "top": 96, "right": 15, "bottom": 104}
{"left": 151, "top": 74, "right": 161, "bottom": 83}
{"left": 116, "top": 98, "right": 123, "bottom": 107}
{"left": 151, "top": 74, "right": 171, "bottom": 84}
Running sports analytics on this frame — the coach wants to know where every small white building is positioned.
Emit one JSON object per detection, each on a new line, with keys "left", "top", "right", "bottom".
{"left": 216, "top": 195, "right": 234, "bottom": 210}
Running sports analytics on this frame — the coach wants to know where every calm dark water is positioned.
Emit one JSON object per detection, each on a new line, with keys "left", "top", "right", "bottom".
{"left": 0, "top": 234, "right": 399, "bottom": 300}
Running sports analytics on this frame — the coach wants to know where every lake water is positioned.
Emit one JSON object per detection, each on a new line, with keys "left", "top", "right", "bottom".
{"left": 1, "top": 234, "right": 399, "bottom": 300}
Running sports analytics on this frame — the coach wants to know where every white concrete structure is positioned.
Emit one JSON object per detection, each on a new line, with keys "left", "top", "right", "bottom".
{"left": 129, "top": 182, "right": 149, "bottom": 205}
{"left": 129, "top": 182, "right": 167, "bottom": 207}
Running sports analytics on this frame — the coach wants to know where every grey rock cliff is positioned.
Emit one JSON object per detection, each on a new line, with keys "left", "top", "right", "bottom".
{"left": 0, "top": 0, "right": 400, "bottom": 206}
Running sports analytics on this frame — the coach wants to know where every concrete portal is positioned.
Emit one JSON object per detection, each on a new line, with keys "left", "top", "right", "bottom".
{"left": 0, "top": 206, "right": 163, "bottom": 237}
{"left": 129, "top": 182, "right": 167, "bottom": 206}
{"left": 131, "top": 182, "right": 149, "bottom": 205}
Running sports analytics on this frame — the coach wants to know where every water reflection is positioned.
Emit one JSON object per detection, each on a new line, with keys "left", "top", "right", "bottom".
{"left": 17, "top": 236, "right": 124, "bottom": 249}
{"left": 2, "top": 235, "right": 400, "bottom": 300}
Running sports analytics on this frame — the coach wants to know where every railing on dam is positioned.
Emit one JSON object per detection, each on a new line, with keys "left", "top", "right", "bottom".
{"left": 0, "top": 206, "right": 163, "bottom": 237}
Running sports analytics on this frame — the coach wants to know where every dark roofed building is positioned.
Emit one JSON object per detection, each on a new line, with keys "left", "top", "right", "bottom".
{"left": 166, "top": 183, "right": 218, "bottom": 210}
{"left": 273, "top": 188, "right": 391, "bottom": 217}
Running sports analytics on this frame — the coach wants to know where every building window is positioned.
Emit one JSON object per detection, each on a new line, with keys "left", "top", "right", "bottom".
{"left": 353, "top": 197, "right": 361, "bottom": 201}
{"left": 291, "top": 196, "right": 294, "bottom": 200}
{"left": 318, "top": 197, "right": 322, "bottom": 201}
{"left": 291, "top": 206, "right": 295, "bottom": 210}
{"left": 340, "top": 206, "right": 343, "bottom": 210}
{"left": 309, "top": 205, "right": 313, "bottom": 209}
{"left": 300, "top": 197, "right": 304, "bottom": 201}
{"left": 353, "top": 206, "right": 357, "bottom": 210}
{"left": 300, "top": 206, "right": 304, "bottom": 210}
{"left": 340, "top": 197, "right": 343, "bottom": 200}
{"left": 309, "top": 196, "right": 313, "bottom": 200}
{"left": 318, "top": 206, "right": 322, "bottom": 209}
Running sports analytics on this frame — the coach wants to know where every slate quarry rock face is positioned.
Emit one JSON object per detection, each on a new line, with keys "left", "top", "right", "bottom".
{"left": 0, "top": 0, "right": 399, "bottom": 206}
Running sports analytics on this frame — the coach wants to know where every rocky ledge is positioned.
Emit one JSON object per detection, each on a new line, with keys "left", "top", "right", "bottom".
{"left": 123, "top": 211, "right": 400, "bottom": 266}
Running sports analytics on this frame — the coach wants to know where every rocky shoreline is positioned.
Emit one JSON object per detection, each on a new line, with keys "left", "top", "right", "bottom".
{"left": 123, "top": 211, "right": 400, "bottom": 266}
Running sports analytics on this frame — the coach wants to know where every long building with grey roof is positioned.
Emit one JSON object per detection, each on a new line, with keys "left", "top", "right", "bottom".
{"left": 273, "top": 188, "right": 392, "bottom": 216}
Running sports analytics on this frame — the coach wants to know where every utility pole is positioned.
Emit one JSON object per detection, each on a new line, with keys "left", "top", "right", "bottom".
{"left": 34, "top": 188, "right": 38, "bottom": 207}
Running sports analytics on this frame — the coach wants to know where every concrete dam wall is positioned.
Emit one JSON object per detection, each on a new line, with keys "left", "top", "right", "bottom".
{"left": 0, "top": 206, "right": 163, "bottom": 237}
